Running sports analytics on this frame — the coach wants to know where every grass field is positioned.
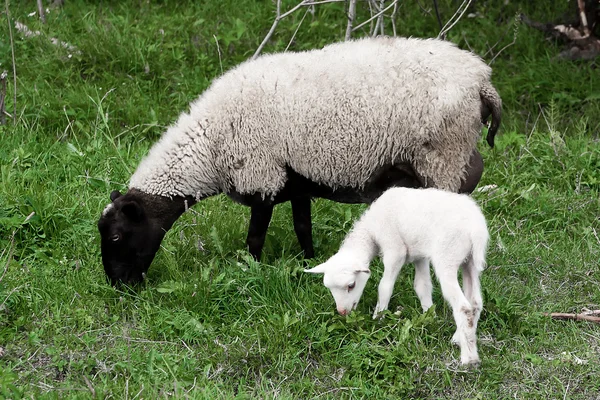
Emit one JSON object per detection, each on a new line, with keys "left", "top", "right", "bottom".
{"left": 1, "top": 0, "right": 599, "bottom": 398}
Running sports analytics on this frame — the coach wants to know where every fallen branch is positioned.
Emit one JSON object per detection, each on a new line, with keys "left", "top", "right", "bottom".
{"left": 544, "top": 311, "right": 600, "bottom": 324}
{"left": 15, "top": 21, "right": 80, "bottom": 54}
{"left": 521, "top": 1, "right": 600, "bottom": 61}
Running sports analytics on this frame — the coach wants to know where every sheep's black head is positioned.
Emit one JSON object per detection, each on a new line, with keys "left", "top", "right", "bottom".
{"left": 98, "top": 190, "right": 168, "bottom": 285}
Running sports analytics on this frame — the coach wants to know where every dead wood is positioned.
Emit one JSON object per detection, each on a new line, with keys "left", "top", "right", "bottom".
{"left": 521, "top": 1, "right": 600, "bottom": 60}
{"left": 544, "top": 311, "right": 600, "bottom": 324}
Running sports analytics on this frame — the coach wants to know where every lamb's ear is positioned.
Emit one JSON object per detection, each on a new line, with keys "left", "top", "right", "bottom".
{"left": 355, "top": 267, "right": 371, "bottom": 274}
{"left": 121, "top": 201, "right": 144, "bottom": 222}
{"left": 304, "top": 263, "right": 328, "bottom": 274}
{"left": 110, "top": 190, "right": 122, "bottom": 202}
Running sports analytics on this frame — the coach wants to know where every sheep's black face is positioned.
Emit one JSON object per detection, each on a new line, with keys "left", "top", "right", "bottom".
{"left": 98, "top": 191, "right": 166, "bottom": 285}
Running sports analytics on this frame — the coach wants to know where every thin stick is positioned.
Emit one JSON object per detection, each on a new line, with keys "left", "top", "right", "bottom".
{"left": 212, "top": 35, "right": 223, "bottom": 75}
{"left": 433, "top": 0, "right": 443, "bottom": 33}
{"left": 352, "top": 0, "right": 397, "bottom": 33}
{"left": 5, "top": 0, "right": 17, "bottom": 123}
{"left": 36, "top": 0, "right": 46, "bottom": 23}
{"left": 285, "top": 7, "right": 310, "bottom": 51}
{"left": 253, "top": 0, "right": 283, "bottom": 60}
{"left": 438, "top": 0, "right": 473, "bottom": 39}
{"left": 544, "top": 312, "right": 600, "bottom": 324}
{"left": 345, "top": 0, "right": 357, "bottom": 40}
{"left": 391, "top": 0, "right": 398, "bottom": 36}
{"left": 254, "top": 0, "right": 346, "bottom": 59}
{"left": 372, "top": 0, "right": 383, "bottom": 36}
{"left": 576, "top": 0, "right": 591, "bottom": 37}
{"left": 379, "top": 0, "right": 385, "bottom": 36}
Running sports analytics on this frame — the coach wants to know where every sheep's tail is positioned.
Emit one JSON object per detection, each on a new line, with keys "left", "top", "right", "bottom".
{"left": 480, "top": 82, "right": 502, "bottom": 148}
{"left": 469, "top": 227, "right": 489, "bottom": 273}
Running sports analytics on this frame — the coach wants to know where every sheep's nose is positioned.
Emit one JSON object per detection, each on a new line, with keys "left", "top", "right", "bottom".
{"left": 337, "top": 308, "right": 348, "bottom": 316}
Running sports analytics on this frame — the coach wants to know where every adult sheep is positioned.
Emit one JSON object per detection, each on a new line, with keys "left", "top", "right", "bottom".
{"left": 98, "top": 36, "right": 501, "bottom": 284}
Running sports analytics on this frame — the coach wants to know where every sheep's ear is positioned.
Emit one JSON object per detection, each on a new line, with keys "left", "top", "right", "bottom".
{"left": 355, "top": 267, "right": 371, "bottom": 274}
{"left": 110, "top": 190, "right": 122, "bottom": 202}
{"left": 304, "top": 263, "right": 328, "bottom": 274}
{"left": 121, "top": 201, "right": 144, "bottom": 222}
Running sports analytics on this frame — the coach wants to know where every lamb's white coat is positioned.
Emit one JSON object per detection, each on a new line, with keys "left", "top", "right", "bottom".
{"left": 305, "top": 187, "right": 489, "bottom": 365}
{"left": 128, "top": 36, "right": 497, "bottom": 200}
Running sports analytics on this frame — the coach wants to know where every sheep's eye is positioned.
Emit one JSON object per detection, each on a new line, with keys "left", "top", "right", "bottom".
{"left": 110, "top": 234, "right": 120, "bottom": 242}
{"left": 348, "top": 282, "right": 356, "bottom": 291}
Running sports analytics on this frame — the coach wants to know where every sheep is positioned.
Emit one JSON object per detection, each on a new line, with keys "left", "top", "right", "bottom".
{"left": 305, "top": 187, "right": 489, "bottom": 366}
{"left": 98, "top": 36, "right": 501, "bottom": 284}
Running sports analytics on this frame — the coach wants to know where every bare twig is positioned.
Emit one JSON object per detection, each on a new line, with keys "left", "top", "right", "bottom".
{"left": 352, "top": 1, "right": 398, "bottom": 33}
{"left": 254, "top": 0, "right": 346, "bottom": 59}
{"left": 212, "top": 35, "right": 223, "bottom": 75}
{"left": 37, "top": 0, "right": 46, "bottom": 23}
{"left": 438, "top": 0, "right": 473, "bottom": 39}
{"left": 378, "top": 0, "right": 385, "bottom": 36}
{"left": 577, "top": 0, "right": 591, "bottom": 37}
{"left": 432, "top": 0, "right": 443, "bottom": 33}
{"left": 544, "top": 312, "right": 600, "bottom": 324}
{"left": 5, "top": 0, "right": 17, "bottom": 123}
{"left": 345, "top": 0, "right": 357, "bottom": 40}
{"left": 391, "top": 0, "right": 399, "bottom": 36}
{"left": 286, "top": 7, "right": 310, "bottom": 51}
{"left": 253, "top": 0, "right": 282, "bottom": 60}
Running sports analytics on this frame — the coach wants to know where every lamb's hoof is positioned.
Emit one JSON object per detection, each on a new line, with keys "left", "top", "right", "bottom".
{"left": 451, "top": 332, "right": 460, "bottom": 346}
{"left": 461, "top": 359, "right": 481, "bottom": 369}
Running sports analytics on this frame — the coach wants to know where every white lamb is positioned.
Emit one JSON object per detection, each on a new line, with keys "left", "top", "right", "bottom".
{"left": 305, "top": 187, "right": 489, "bottom": 365}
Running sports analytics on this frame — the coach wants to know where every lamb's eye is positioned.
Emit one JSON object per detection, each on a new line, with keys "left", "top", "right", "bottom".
{"left": 348, "top": 282, "right": 356, "bottom": 291}
{"left": 110, "top": 234, "right": 120, "bottom": 242}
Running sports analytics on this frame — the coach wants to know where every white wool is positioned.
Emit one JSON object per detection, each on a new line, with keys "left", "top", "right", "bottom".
{"left": 101, "top": 203, "right": 114, "bottom": 217}
{"left": 306, "top": 187, "right": 489, "bottom": 365}
{"left": 129, "top": 37, "right": 496, "bottom": 199}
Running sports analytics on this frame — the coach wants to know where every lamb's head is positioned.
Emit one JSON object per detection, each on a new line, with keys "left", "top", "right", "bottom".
{"left": 98, "top": 189, "right": 191, "bottom": 285}
{"left": 305, "top": 253, "right": 371, "bottom": 316}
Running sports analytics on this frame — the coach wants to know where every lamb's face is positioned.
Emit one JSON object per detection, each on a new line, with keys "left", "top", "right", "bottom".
{"left": 305, "top": 255, "right": 371, "bottom": 316}
{"left": 98, "top": 191, "right": 165, "bottom": 285}
{"left": 323, "top": 269, "right": 370, "bottom": 315}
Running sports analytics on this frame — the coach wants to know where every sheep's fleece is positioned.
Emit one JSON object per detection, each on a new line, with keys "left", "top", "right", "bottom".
{"left": 129, "top": 36, "right": 495, "bottom": 199}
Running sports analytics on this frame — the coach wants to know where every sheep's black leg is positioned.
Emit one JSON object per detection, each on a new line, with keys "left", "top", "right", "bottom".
{"left": 246, "top": 202, "right": 274, "bottom": 261}
{"left": 459, "top": 149, "right": 484, "bottom": 194}
{"left": 291, "top": 196, "right": 314, "bottom": 259}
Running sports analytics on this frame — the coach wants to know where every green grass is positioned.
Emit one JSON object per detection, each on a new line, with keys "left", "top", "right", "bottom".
{"left": 1, "top": 0, "right": 599, "bottom": 398}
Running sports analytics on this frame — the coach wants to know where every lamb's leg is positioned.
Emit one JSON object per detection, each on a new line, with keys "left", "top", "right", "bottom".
{"left": 374, "top": 250, "right": 406, "bottom": 319}
{"left": 432, "top": 259, "right": 480, "bottom": 365}
{"left": 291, "top": 196, "right": 314, "bottom": 258}
{"left": 246, "top": 202, "right": 274, "bottom": 261}
{"left": 413, "top": 258, "right": 433, "bottom": 312}
{"left": 463, "top": 258, "right": 483, "bottom": 332}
